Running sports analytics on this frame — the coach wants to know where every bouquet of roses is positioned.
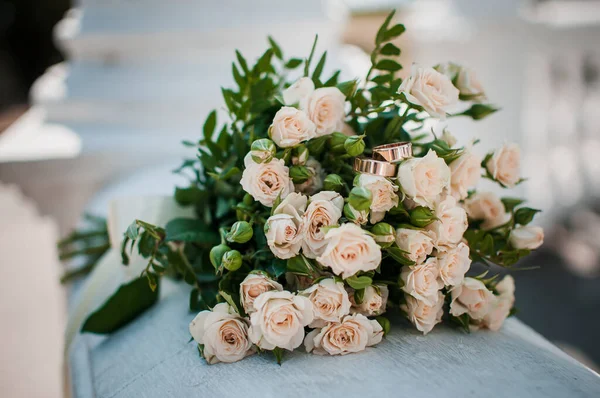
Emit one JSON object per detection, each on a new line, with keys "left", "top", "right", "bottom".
{"left": 77, "top": 12, "right": 544, "bottom": 365}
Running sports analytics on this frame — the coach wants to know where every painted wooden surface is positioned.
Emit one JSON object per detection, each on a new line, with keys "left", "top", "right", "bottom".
{"left": 68, "top": 279, "right": 600, "bottom": 398}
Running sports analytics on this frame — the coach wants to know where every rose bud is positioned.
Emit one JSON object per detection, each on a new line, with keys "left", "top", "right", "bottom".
{"left": 222, "top": 250, "right": 243, "bottom": 271}
{"left": 293, "top": 144, "right": 309, "bottom": 165}
{"left": 410, "top": 206, "right": 436, "bottom": 227}
{"left": 509, "top": 226, "right": 544, "bottom": 250}
{"left": 371, "top": 222, "right": 395, "bottom": 248}
{"left": 344, "top": 135, "right": 365, "bottom": 157}
{"left": 226, "top": 221, "right": 254, "bottom": 244}
{"left": 343, "top": 203, "right": 369, "bottom": 225}
{"left": 250, "top": 138, "right": 276, "bottom": 164}
{"left": 328, "top": 132, "right": 348, "bottom": 154}
{"left": 289, "top": 165, "right": 313, "bottom": 184}
{"left": 210, "top": 244, "right": 231, "bottom": 269}
{"left": 349, "top": 186, "right": 372, "bottom": 212}
{"left": 323, "top": 174, "right": 344, "bottom": 192}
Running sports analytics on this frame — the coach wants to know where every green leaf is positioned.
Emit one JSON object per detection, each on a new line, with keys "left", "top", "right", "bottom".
{"left": 304, "top": 35, "right": 319, "bottom": 77}
{"left": 165, "top": 218, "right": 219, "bottom": 244}
{"left": 371, "top": 74, "right": 393, "bottom": 85}
{"left": 312, "top": 51, "right": 327, "bottom": 82}
{"left": 273, "top": 347, "right": 284, "bottom": 365}
{"left": 386, "top": 246, "right": 415, "bottom": 266}
{"left": 125, "top": 221, "right": 139, "bottom": 240}
{"left": 375, "top": 10, "right": 395, "bottom": 45}
{"left": 501, "top": 197, "right": 525, "bottom": 213}
{"left": 219, "top": 290, "right": 241, "bottom": 314}
{"left": 285, "top": 58, "right": 303, "bottom": 69}
{"left": 268, "top": 36, "right": 283, "bottom": 59}
{"left": 345, "top": 275, "right": 372, "bottom": 290}
{"left": 336, "top": 80, "right": 358, "bottom": 98}
{"left": 480, "top": 234, "right": 495, "bottom": 256}
{"left": 256, "top": 48, "right": 274, "bottom": 74}
{"left": 81, "top": 276, "right": 159, "bottom": 334}
{"left": 375, "top": 59, "right": 402, "bottom": 72}
{"left": 235, "top": 50, "right": 249, "bottom": 74}
{"left": 203, "top": 110, "right": 217, "bottom": 141}
{"left": 376, "top": 316, "right": 391, "bottom": 336}
{"left": 514, "top": 207, "right": 541, "bottom": 226}
{"left": 324, "top": 70, "right": 341, "bottom": 87}
{"left": 174, "top": 186, "right": 205, "bottom": 206}
{"left": 458, "top": 104, "right": 499, "bottom": 120}
{"left": 286, "top": 255, "right": 312, "bottom": 276}
{"left": 382, "top": 24, "right": 406, "bottom": 42}
{"left": 380, "top": 43, "right": 401, "bottom": 56}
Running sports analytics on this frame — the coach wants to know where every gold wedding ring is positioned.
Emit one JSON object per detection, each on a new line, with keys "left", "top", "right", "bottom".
{"left": 353, "top": 157, "right": 397, "bottom": 177}
{"left": 372, "top": 142, "right": 413, "bottom": 163}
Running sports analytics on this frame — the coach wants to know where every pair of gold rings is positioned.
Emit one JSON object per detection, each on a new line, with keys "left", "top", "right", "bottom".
{"left": 353, "top": 142, "right": 412, "bottom": 177}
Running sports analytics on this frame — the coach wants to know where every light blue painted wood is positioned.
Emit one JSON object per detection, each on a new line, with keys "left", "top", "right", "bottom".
{"left": 68, "top": 279, "right": 600, "bottom": 398}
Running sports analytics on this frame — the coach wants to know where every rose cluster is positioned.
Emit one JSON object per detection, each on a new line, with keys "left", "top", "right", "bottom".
{"left": 190, "top": 60, "right": 543, "bottom": 364}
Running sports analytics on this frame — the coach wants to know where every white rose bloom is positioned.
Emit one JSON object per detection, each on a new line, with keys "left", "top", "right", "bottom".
{"left": 239, "top": 273, "right": 283, "bottom": 314}
{"left": 294, "top": 158, "right": 324, "bottom": 195}
{"left": 441, "top": 129, "right": 457, "bottom": 147}
{"left": 495, "top": 274, "right": 515, "bottom": 306}
{"left": 357, "top": 174, "right": 399, "bottom": 223}
{"left": 455, "top": 66, "right": 486, "bottom": 101}
{"left": 509, "top": 226, "right": 544, "bottom": 250}
{"left": 401, "top": 291, "right": 444, "bottom": 335}
{"left": 282, "top": 77, "right": 315, "bottom": 105}
{"left": 350, "top": 284, "right": 389, "bottom": 317}
{"left": 449, "top": 150, "right": 482, "bottom": 200}
{"left": 481, "top": 297, "right": 511, "bottom": 331}
{"left": 450, "top": 277, "right": 495, "bottom": 320}
{"left": 269, "top": 106, "right": 316, "bottom": 148}
{"left": 397, "top": 150, "right": 451, "bottom": 208}
{"left": 395, "top": 228, "right": 435, "bottom": 264}
{"left": 300, "top": 278, "right": 351, "bottom": 328}
{"left": 304, "top": 313, "right": 383, "bottom": 356}
{"left": 398, "top": 65, "right": 459, "bottom": 119}
{"left": 189, "top": 303, "right": 254, "bottom": 364}
{"left": 437, "top": 242, "right": 471, "bottom": 287}
{"left": 301, "top": 191, "right": 344, "bottom": 258}
{"left": 426, "top": 195, "right": 468, "bottom": 250}
{"left": 464, "top": 191, "right": 509, "bottom": 230}
{"left": 240, "top": 154, "right": 294, "bottom": 207}
{"left": 248, "top": 290, "right": 314, "bottom": 351}
{"left": 265, "top": 193, "right": 307, "bottom": 259}
{"left": 301, "top": 87, "right": 346, "bottom": 136}
{"left": 400, "top": 257, "right": 443, "bottom": 306}
{"left": 486, "top": 143, "right": 521, "bottom": 188}
{"left": 317, "top": 223, "right": 382, "bottom": 279}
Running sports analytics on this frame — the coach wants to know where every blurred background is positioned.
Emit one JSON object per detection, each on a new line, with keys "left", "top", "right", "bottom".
{"left": 1, "top": 0, "right": 600, "bottom": 396}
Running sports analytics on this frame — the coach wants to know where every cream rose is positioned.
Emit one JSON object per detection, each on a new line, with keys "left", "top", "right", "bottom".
{"left": 398, "top": 65, "right": 459, "bottom": 119}
{"left": 509, "top": 226, "right": 544, "bottom": 250}
{"left": 464, "top": 191, "right": 508, "bottom": 230}
{"left": 395, "top": 228, "right": 435, "bottom": 264}
{"left": 481, "top": 297, "right": 511, "bottom": 331}
{"left": 426, "top": 195, "right": 468, "bottom": 250}
{"left": 301, "top": 191, "right": 344, "bottom": 258}
{"left": 265, "top": 193, "right": 307, "bottom": 259}
{"left": 486, "top": 143, "right": 521, "bottom": 188}
{"left": 441, "top": 129, "right": 457, "bottom": 147}
{"left": 357, "top": 174, "right": 399, "bottom": 223}
{"left": 400, "top": 257, "right": 443, "bottom": 305}
{"left": 397, "top": 150, "right": 451, "bottom": 208}
{"left": 240, "top": 154, "right": 294, "bottom": 207}
{"left": 317, "top": 223, "right": 382, "bottom": 279}
{"left": 294, "top": 158, "right": 324, "bottom": 195}
{"left": 401, "top": 291, "right": 444, "bottom": 335}
{"left": 248, "top": 290, "right": 313, "bottom": 351}
{"left": 455, "top": 67, "right": 486, "bottom": 101}
{"left": 189, "top": 303, "right": 254, "bottom": 364}
{"left": 450, "top": 277, "right": 495, "bottom": 320}
{"left": 300, "top": 278, "right": 351, "bottom": 328}
{"left": 437, "top": 242, "right": 471, "bottom": 287}
{"left": 301, "top": 87, "right": 346, "bottom": 136}
{"left": 239, "top": 273, "right": 283, "bottom": 314}
{"left": 282, "top": 77, "right": 315, "bottom": 105}
{"left": 449, "top": 150, "right": 482, "bottom": 200}
{"left": 350, "top": 285, "right": 389, "bottom": 317}
{"left": 495, "top": 274, "right": 515, "bottom": 306}
{"left": 269, "top": 106, "right": 316, "bottom": 148}
{"left": 304, "top": 313, "right": 383, "bottom": 356}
